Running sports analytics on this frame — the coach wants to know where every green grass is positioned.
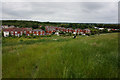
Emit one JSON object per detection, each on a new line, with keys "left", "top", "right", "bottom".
{"left": 2, "top": 33, "right": 118, "bottom": 78}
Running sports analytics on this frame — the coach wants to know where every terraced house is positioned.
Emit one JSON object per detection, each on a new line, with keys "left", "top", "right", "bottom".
{"left": 33, "top": 29, "right": 45, "bottom": 36}
{"left": 45, "top": 26, "right": 56, "bottom": 35}
{"left": 73, "top": 29, "right": 83, "bottom": 34}
{"left": 3, "top": 28, "right": 32, "bottom": 37}
{"left": 2, "top": 25, "right": 91, "bottom": 37}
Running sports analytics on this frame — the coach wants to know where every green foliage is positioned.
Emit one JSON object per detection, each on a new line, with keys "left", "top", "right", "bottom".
{"left": 59, "top": 31, "right": 65, "bottom": 35}
{"left": 33, "top": 36, "right": 36, "bottom": 38}
{"left": 52, "top": 32, "right": 55, "bottom": 35}
{"left": 103, "top": 28, "right": 108, "bottom": 33}
{"left": 86, "top": 33, "right": 91, "bottom": 36}
{"left": 22, "top": 33, "right": 26, "bottom": 37}
{"left": 90, "top": 29, "right": 98, "bottom": 35}
{"left": 40, "top": 26, "right": 45, "bottom": 30}
{"left": 9, "top": 33, "right": 12, "bottom": 37}
{"left": 1, "top": 20, "right": 119, "bottom": 29}
{"left": 2, "top": 31, "right": 4, "bottom": 37}
{"left": 30, "top": 33, "right": 33, "bottom": 37}
{"left": 20, "top": 39, "right": 23, "bottom": 42}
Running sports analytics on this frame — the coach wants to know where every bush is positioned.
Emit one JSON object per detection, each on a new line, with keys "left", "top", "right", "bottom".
{"left": 33, "top": 36, "right": 36, "bottom": 38}
{"left": 86, "top": 33, "right": 91, "bottom": 36}
{"left": 9, "top": 34, "right": 12, "bottom": 37}
{"left": 12, "top": 35, "right": 17, "bottom": 38}
{"left": 30, "top": 33, "right": 33, "bottom": 37}
{"left": 28, "top": 36, "right": 31, "bottom": 39}
{"left": 19, "top": 35, "right": 22, "bottom": 38}
{"left": 59, "top": 31, "right": 64, "bottom": 35}
{"left": 52, "top": 32, "right": 55, "bottom": 35}
{"left": 79, "top": 33, "right": 82, "bottom": 36}
{"left": 40, "top": 35, "right": 51, "bottom": 37}
{"left": 91, "top": 31, "right": 95, "bottom": 35}
{"left": 103, "top": 28, "right": 108, "bottom": 33}
{"left": 46, "top": 35, "right": 51, "bottom": 37}
{"left": 25, "top": 36, "right": 27, "bottom": 38}
{"left": 20, "top": 39, "right": 23, "bottom": 42}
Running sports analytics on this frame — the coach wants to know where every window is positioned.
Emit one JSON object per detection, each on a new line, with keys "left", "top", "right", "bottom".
{"left": 11, "top": 31, "right": 13, "bottom": 33}
{"left": 15, "top": 34, "right": 17, "bottom": 36}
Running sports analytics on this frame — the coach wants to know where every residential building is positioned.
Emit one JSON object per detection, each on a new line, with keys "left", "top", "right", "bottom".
{"left": 83, "top": 29, "right": 91, "bottom": 34}
{"left": 3, "top": 28, "right": 32, "bottom": 37}
{"left": 33, "top": 29, "right": 45, "bottom": 36}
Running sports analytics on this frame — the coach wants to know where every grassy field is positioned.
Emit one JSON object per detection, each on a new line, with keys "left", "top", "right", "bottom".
{"left": 2, "top": 33, "right": 118, "bottom": 78}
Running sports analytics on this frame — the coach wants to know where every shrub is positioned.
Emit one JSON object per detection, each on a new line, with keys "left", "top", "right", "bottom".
{"left": 46, "top": 35, "right": 51, "bottom": 37}
{"left": 59, "top": 31, "right": 64, "bottom": 35}
{"left": 103, "top": 28, "right": 108, "bottom": 33}
{"left": 91, "top": 31, "right": 95, "bottom": 35}
{"left": 52, "top": 32, "right": 55, "bottom": 35}
{"left": 9, "top": 34, "right": 12, "bottom": 37}
{"left": 33, "top": 36, "right": 36, "bottom": 38}
{"left": 20, "top": 39, "right": 23, "bottom": 42}
{"left": 86, "top": 33, "right": 91, "bottom": 36}
{"left": 28, "top": 36, "right": 31, "bottom": 39}
{"left": 30, "top": 33, "right": 33, "bottom": 37}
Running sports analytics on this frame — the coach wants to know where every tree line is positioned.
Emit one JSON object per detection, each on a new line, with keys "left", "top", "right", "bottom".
{"left": 1, "top": 20, "right": 119, "bottom": 29}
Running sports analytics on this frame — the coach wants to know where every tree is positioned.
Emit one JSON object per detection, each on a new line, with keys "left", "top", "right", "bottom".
{"left": 40, "top": 26, "right": 45, "bottom": 31}
{"left": 2, "top": 31, "right": 4, "bottom": 37}
{"left": 9, "top": 33, "right": 12, "bottom": 37}
{"left": 59, "top": 31, "right": 64, "bottom": 35}
{"left": 30, "top": 33, "right": 33, "bottom": 37}
{"left": 103, "top": 28, "right": 108, "bottom": 33}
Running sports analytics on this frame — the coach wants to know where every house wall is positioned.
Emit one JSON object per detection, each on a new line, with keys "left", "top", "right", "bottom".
{"left": 4, "top": 31, "right": 9, "bottom": 37}
{"left": 33, "top": 31, "right": 45, "bottom": 36}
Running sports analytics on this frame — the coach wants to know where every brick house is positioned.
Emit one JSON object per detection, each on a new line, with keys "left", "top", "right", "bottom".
{"left": 59, "top": 27, "right": 66, "bottom": 32}
{"left": 83, "top": 29, "right": 91, "bottom": 34}
{"left": 45, "top": 26, "right": 56, "bottom": 35}
{"left": 73, "top": 28, "right": 83, "bottom": 34}
{"left": 66, "top": 28, "right": 73, "bottom": 33}
{"left": 33, "top": 29, "right": 45, "bottom": 36}
{"left": 1, "top": 25, "right": 9, "bottom": 29}
{"left": 2, "top": 25, "right": 91, "bottom": 37}
{"left": 3, "top": 28, "right": 32, "bottom": 37}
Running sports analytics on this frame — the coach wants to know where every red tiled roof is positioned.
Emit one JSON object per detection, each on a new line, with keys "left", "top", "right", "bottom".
{"left": 3, "top": 28, "right": 32, "bottom": 32}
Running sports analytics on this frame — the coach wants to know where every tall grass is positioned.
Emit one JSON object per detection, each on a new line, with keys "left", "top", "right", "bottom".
{"left": 2, "top": 33, "right": 118, "bottom": 78}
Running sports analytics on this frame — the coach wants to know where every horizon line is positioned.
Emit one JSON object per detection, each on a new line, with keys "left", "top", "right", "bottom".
{"left": 0, "top": 19, "right": 118, "bottom": 24}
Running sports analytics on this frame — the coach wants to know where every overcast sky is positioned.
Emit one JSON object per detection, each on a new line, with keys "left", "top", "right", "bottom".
{"left": 1, "top": 1, "right": 118, "bottom": 23}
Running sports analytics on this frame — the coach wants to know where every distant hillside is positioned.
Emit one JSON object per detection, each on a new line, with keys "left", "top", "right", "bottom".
{"left": 1, "top": 20, "right": 119, "bottom": 29}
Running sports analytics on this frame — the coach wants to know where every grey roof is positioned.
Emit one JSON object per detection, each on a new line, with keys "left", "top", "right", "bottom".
{"left": 84, "top": 29, "right": 90, "bottom": 30}
{"left": 33, "top": 29, "right": 43, "bottom": 31}
{"left": 66, "top": 28, "right": 73, "bottom": 30}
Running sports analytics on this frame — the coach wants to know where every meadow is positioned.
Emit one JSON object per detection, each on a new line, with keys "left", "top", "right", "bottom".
{"left": 2, "top": 33, "right": 118, "bottom": 78}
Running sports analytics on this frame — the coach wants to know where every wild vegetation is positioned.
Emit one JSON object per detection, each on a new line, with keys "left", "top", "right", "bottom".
{"left": 1, "top": 20, "right": 119, "bottom": 29}
{"left": 2, "top": 33, "right": 118, "bottom": 78}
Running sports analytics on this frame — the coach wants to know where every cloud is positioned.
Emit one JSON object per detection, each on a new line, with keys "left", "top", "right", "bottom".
{"left": 1, "top": 0, "right": 119, "bottom": 2}
{"left": 1, "top": 2, "right": 118, "bottom": 23}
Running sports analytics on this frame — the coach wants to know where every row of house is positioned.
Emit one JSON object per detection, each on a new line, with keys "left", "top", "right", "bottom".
{"left": 1, "top": 25, "right": 15, "bottom": 29}
{"left": 3, "top": 28, "right": 45, "bottom": 37}
{"left": 2, "top": 25, "right": 91, "bottom": 37}
{"left": 94, "top": 27, "right": 119, "bottom": 31}
{"left": 44, "top": 26, "right": 90, "bottom": 34}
